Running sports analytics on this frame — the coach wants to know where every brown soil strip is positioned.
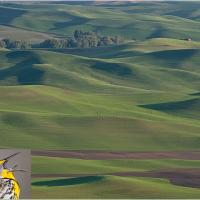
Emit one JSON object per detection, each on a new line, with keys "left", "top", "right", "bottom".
{"left": 114, "top": 168, "right": 200, "bottom": 188}
{"left": 32, "top": 150, "right": 200, "bottom": 160}
{"left": 32, "top": 168, "right": 200, "bottom": 188}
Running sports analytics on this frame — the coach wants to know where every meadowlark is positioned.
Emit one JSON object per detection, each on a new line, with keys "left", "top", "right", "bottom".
{"left": 0, "top": 153, "right": 21, "bottom": 199}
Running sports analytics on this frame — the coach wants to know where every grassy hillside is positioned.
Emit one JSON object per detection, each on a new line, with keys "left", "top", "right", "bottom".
{"left": 32, "top": 156, "right": 200, "bottom": 174}
{"left": 31, "top": 155, "right": 200, "bottom": 198}
{"left": 32, "top": 176, "right": 200, "bottom": 199}
{"left": 0, "top": 1, "right": 200, "bottom": 199}
{"left": 0, "top": 25, "right": 54, "bottom": 42}
{"left": 1, "top": 2, "right": 200, "bottom": 40}
{"left": 0, "top": 45, "right": 199, "bottom": 92}
{"left": 0, "top": 37, "right": 199, "bottom": 150}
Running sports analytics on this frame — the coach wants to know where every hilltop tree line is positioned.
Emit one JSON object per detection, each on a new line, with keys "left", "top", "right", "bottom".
{"left": 0, "top": 39, "right": 31, "bottom": 49}
{"left": 0, "top": 30, "right": 123, "bottom": 49}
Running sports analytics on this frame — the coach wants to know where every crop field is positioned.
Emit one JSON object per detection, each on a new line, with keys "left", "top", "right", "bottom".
{"left": 0, "top": 1, "right": 199, "bottom": 198}
{"left": 31, "top": 151, "right": 200, "bottom": 198}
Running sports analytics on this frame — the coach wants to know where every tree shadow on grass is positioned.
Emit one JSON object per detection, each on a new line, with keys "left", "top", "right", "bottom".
{"left": 32, "top": 176, "right": 104, "bottom": 187}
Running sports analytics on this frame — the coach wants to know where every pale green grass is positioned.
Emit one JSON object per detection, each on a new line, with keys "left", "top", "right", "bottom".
{"left": 125, "top": 38, "right": 200, "bottom": 53}
{"left": 0, "top": 48, "right": 199, "bottom": 94}
{"left": 0, "top": 2, "right": 200, "bottom": 198}
{"left": 0, "top": 1, "right": 199, "bottom": 151}
{"left": 0, "top": 25, "right": 53, "bottom": 42}
{"left": 1, "top": 2, "right": 200, "bottom": 40}
{"left": 0, "top": 85, "right": 199, "bottom": 150}
{"left": 32, "top": 156, "right": 200, "bottom": 174}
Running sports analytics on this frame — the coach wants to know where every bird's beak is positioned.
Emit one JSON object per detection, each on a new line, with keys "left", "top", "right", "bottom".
{"left": 1, "top": 153, "right": 26, "bottom": 173}
{"left": 1, "top": 152, "right": 20, "bottom": 168}
{"left": 3, "top": 152, "right": 20, "bottom": 161}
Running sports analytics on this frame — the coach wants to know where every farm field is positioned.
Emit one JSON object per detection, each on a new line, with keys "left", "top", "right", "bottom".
{"left": 0, "top": 1, "right": 199, "bottom": 198}
{"left": 31, "top": 151, "right": 200, "bottom": 198}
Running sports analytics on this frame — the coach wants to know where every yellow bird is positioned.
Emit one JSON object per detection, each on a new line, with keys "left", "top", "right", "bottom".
{"left": 0, "top": 153, "right": 21, "bottom": 199}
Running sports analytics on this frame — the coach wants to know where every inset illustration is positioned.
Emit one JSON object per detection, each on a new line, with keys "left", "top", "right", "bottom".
{"left": 0, "top": 149, "right": 31, "bottom": 199}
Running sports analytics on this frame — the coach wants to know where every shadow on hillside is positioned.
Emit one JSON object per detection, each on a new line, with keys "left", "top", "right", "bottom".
{"left": 47, "top": 46, "right": 142, "bottom": 59}
{"left": 150, "top": 49, "right": 197, "bottom": 60}
{"left": 32, "top": 176, "right": 104, "bottom": 187}
{"left": 146, "top": 26, "right": 167, "bottom": 39}
{"left": 0, "top": 51, "right": 45, "bottom": 85}
{"left": 190, "top": 92, "right": 200, "bottom": 96}
{"left": 0, "top": 7, "right": 26, "bottom": 24}
{"left": 91, "top": 62, "right": 133, "bottom": 76}
{"left": 139, "top": 98, "right": 200, "bottom": 111}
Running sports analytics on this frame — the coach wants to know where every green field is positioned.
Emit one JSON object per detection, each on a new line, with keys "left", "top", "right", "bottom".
{"left": 31, "top": 155, "right": 200, "bottom": 198}
{"left": 0, "top": 1, "right": 200, "bottom": 198}
{"left": 0, "top": 44, "right": 199, "bottom": 151}
{"left": 32, "top": 156, "right": 200, "bottom": 174}
{"left": 1, "top": 1, "right": 200, "bottom": 40}
{"left": 32, "top": 176, "right": 200, "bottom": 199}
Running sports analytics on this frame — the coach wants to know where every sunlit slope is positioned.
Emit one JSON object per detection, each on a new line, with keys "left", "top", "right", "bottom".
{"left": 32, "top": 156, "right": 200, "bottom": 174}
{"left": 98, "top": 1, "right": 200, "bottom": 20}
{"left": 1, "top": 2, "right": 200, "bottom": 40}
{"left": 0, "top": 48, "right": 199, "bottom": 93}
{"left": 0, "top": 13, "right": 199, "bottom": 151}
{"left": 0, "top": 85, "right": 199, "bottom": 150}
{"left": 55, "top": 38, "right": 200, "bottom": 58}
{"left": 31, "top": 176, "right": 200, "bottom": 199}
{"left": 0, "top": 50, "right": 138, "bottom": 92}
{"left": 0, "top": 6, "right": 54, "bottom": 41}
{"left": 32, "top": 155, "right": 200, "bottom": 198}
{"left": 0, "top": 25, "right": 54, "bottom": 42}
{"left": 31, "top": 155, "right": 200, "bottom": 198}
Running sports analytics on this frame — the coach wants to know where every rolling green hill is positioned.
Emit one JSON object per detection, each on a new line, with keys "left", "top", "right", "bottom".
{"left": 0, "top": 44, "right": 200, "bottom": 92}
{"left": 0, "top": 44, "right": 199, "bottom": 150}
{"left": 32, "top": 175, "right": 200, "bottom": 199}
{"left": 1, "top": 2, "right": 200, "bottom": 40}
{"left": 0, "top": 1, "right": 200, "bottom": 199}
{"left": 0, "top": 25, "right": 54, "bottom": 42}
{"left": 32, "top": 156, "right": 200, "bottom": 174}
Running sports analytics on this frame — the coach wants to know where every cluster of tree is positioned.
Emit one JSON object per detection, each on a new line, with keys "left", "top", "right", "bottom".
{"left": 73, "top": 30, "right": 123, "bottom": 48}
{"left": 38, "top": 38, "right": 76, "bottom": 48}
{"left": 0, "top": 30, "right": 123, "bottom": 49}
{"left": 0, "top": 39, "right": 31, "bottom": 49}
{"left": 39, "top": 30, "right": 123, "bottom": 48}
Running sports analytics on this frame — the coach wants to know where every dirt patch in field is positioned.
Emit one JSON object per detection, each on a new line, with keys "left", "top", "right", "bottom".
{"left": 32, "top": 150, "right": 200, "bottom": 160}
{"left": 114, "top": 168, "right": 200, "bottom": 188}
{"left": 32, "top": 150, "right": 200, "bottom": 188}
{"left": 32, "top": 168, "right": 200, "bottom": 189}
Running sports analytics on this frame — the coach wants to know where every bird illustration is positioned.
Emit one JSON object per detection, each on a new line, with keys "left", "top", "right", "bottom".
{"left": 0, "top": 152, "right": 23, "bottom": 199}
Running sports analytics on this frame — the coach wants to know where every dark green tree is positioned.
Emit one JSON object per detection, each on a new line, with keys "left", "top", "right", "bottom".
{"left": 0, "top": 40, "right": 5, "bottom": 48}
